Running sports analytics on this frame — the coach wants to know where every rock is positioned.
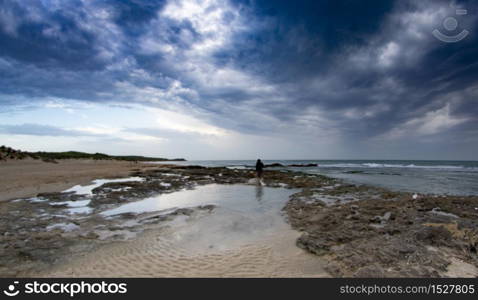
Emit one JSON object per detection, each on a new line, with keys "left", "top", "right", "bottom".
{"left": 396, "top": 244, "right": 417, "bottom": 254}
{"left": 296, "top": 234, "right": 331, "bottom": 256}
{"left": 84, "top": 232, "right": 99, "bottom": 239}
{"left": 115, "top": 213, "right": 137, "bottom": 219}
{"left": 284, "top": 180, "right": 478, "bottom": 277}
{"left": 13, "top": 241, "right": 26, "bottom": 248}
{"left": 353, "top": 265, "right": 386, "bottom": 278}
{"left": 288, "top": 163, "right": 318, "bottom": 167}
{"left": 174, "top": 165, "right": 205, "bottom": 169}
{"left": 265, "top": 163, "right": 284, "bottom": 167}
{"left": 382, "top": 212, "right": 392, "bottom": 221}
{"left": 16, "top": 250, "right": 34, "bottom": 260}
{"left": 325, "top": 262, "right": 343, "bottom": 277}
{"left": 199, "top": 205, "right": 215, "bottom": 211}
{"left": 415, "top": 226, "right": 453, "bottom": 246}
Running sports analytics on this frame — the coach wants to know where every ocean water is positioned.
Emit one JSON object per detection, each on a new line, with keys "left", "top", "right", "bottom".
{"left": 152, "top": 160, "right": 478, "bottom": 196}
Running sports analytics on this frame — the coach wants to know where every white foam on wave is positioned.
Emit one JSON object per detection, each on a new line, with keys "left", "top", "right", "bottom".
{"left": 318, "top": 163, "right": 477, "bottom": 171}
{"left": 226, "top": 165, "right": 248, "bottom": 170}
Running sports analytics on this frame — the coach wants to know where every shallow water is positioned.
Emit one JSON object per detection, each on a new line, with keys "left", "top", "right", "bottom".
{"left": 102, "top": 184, "right": 295, "bottom": 217}
{"left": 102, "top": 184, "right": 299, "bottom": 251}
{"left": 40, "top": 177, "right": 145, "bottom": 215}
{"left": 63, "top": 177, "right": 144, "bottom": 195}
{"left": 50, "top": 199, "right": 93, "bottom": 214}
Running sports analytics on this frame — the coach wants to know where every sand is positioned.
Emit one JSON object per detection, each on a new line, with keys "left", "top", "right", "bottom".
{"left": 41, "top": 220, "right": 329, "bottom": 278}
{"left": 0, "top": 159, "right": 159, "bottom": 202}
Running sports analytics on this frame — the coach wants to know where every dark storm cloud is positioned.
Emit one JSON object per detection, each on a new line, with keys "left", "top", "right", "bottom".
{"left": 108, "top": 0, "right": 166, "bottom": 28}
{"left": 0, "top": 0, "right": 477, "bottom": 155}
{"left": 217, "top": 0, "right": 478, "bottom": 139}
{"left": 0, "top": 0, "right": 106, "bottom": 70}
{"left": 225, "top": 0, "right": 396, "bottom": 81}
{"left": 0, "top": 0, "right": 201, "bottom": 103}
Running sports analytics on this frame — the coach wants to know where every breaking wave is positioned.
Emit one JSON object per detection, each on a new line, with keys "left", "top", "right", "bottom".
{"left": 318, "top": 163, "right": 478, "bottom": 171}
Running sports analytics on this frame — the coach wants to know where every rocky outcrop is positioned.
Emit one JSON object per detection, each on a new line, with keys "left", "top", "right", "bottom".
{"left": 265, "top": 163, "right": 285, "bottom": 167}
{"left": 285, "top": 192, "right": 478, "bottom": 277}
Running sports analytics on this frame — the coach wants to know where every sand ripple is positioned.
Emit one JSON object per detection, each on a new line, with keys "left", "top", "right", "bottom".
{"left": 42, "top": 226, "right": 328, "bottom": 278}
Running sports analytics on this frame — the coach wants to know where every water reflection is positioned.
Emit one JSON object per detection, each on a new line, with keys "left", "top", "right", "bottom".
{"left": 102, "top": 184, "right": 297, "bottom": 216}
{"left": 255, "top": 184, "right": 263, "bottom": 202}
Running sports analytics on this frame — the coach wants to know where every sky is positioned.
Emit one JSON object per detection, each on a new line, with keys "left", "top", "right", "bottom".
{"left": 0, "top": 0, "right": 477, "bottom": 160}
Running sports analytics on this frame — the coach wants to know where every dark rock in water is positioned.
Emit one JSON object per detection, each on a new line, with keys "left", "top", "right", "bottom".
{"left": 115, "top": 212, "right": 137, "bottom": 219}
{"left": 171, "top": 208, "right": 194, "bottom": 216}
{"left": 173, "top": 165, "right": 205, "bottom": 169}
{"left": 265, "top": 163, "right": 284, "bottom": 167}
{"left": 344, "top": 170, "right": 364, "bottom": 174}
{"left": 36, "top": 191, "right": 84, "bottom": 204}
{"left": 199, "top": 205, "right": 215, "bottom": 211}
{"left": 288, "top": 163, "right": 318, "bottom": 167}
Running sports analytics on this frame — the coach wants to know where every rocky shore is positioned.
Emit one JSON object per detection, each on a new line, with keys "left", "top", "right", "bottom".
{"left": 1, "top": 164, "right": 477, "bottom": 277}
{"left": 285, "top": 186, "right": 478, "bottom": 277}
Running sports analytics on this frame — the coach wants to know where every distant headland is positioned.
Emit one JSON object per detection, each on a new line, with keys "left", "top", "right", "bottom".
{"left": 0, "top": 145, "right": 186, "bottom": 163}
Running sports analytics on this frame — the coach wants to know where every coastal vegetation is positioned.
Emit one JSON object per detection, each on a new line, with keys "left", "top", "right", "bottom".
{"left": 0, "top": 145, "right": 185, "bottom": 162}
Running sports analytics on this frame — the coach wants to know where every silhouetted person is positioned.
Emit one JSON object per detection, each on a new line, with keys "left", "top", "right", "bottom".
{"left": 255, "top": 159, "right": 264, "bottom": 179}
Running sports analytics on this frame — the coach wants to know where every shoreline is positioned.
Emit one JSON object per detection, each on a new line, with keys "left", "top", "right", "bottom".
{"left": 0, "top": 159, "right": 168, "bottom": 202}
{"left": 1, "top": 162, "right": 477, "bottom": 277}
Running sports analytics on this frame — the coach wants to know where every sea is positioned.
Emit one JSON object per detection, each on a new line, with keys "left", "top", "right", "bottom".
{"left": 152, "top": 160, "right": 478, "bottom": 196}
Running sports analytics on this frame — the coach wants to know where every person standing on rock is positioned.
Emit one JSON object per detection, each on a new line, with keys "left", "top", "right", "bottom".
{"left": 255, "top": 159, "right": 264, "bottom": 179}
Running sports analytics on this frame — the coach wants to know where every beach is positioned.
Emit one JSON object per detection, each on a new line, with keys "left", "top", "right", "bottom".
{"left": 0, "top": 159, "right": 164, "bottom": 202}
{"left": 0, "top": 160, "right": 477, "bottom": 277}
{"left": 2, "top": 0, "right": 478, "bottom": 286}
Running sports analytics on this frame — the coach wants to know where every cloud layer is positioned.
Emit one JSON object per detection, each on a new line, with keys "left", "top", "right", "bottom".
{"left": 0, "top": 0, "right": 477, "bottom": 159}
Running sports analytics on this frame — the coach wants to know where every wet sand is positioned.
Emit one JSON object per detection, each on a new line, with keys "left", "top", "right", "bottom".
{"left": 41, "top": 218, "right": 328, "bottom": 278}
{"left": 0, "top": 159, "right": 160, "bottom": 202}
